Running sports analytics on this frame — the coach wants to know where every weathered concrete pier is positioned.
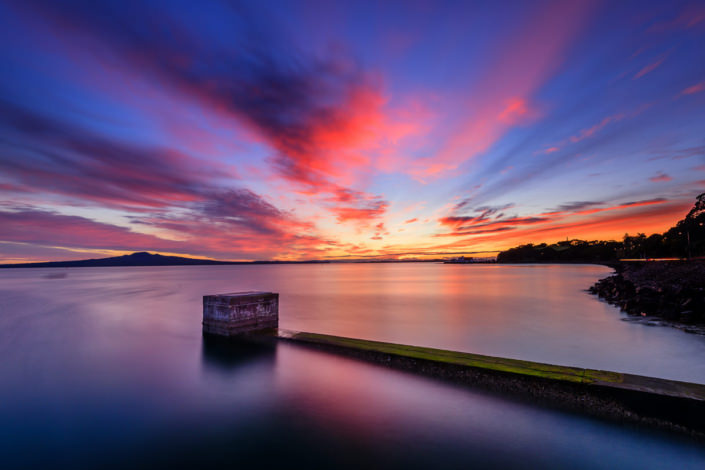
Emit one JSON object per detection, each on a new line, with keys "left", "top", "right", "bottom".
{"left": 203, "top": 292, "right": 705, "bottom": 438}
{"left": 203, "top": 291, "right": 278, "bottom": 336}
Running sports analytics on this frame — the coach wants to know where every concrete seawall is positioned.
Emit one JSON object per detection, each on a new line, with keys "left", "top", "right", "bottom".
{"left": 264, "top": 329, "right": 705, "bottom": 438}
{"left": 203, "top": 292, "right": 705, "bottom": 439}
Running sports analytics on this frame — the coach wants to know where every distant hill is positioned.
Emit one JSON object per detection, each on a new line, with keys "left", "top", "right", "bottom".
{"left": 0, "top": 252, "right": 245, "bottom": 268}
{"left": 0, "top": 251, "right": 438, "bottom": 268}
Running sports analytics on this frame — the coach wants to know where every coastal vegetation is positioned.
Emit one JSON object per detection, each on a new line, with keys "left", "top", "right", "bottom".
{"left": 497, "top": 192, "right": 705, "bottom": 263}
{"left": 498, "top": 192, "right": 705, "bottom": 330}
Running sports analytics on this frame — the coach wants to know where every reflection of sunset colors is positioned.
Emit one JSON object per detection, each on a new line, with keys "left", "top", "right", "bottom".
{"left": 0, "top": 0, "right": 704, "bottom": 262}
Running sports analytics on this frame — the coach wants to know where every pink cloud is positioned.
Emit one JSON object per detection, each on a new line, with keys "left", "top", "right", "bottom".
{"left": 323, "top": 188, "right": 389, "bottom": 225}
{"left": 680, "top": 81, "right": 705, "bottom": 96}
{"left": 497, "top": 98, "right": 531, "bottom": 124}
{"left": 541, "top": 104, "right": 650, "bottom": 153}
{"left": 0, "top": 186, "right": 341, "bottom": 261}
{"left": 0, "top": 102, "right": 225, "bottom": 211}
{"left": 570, "top": 113, "right": 626, "bottom": 143}
{"left": 333, "top": 201, "right": 388, "bottom": 224}
{"left": 435, "top": 198, "right": 672, "bottom": 241}
{"left": 406, "top": 0, "right": 596, "bottom": 180}
{"left": 649, "top": 172, "right": 672, "bottom": 182}
{"left": 541, "top": 198, "right": 668, "bottom": 217}
{"left": 432, "top": 199, "right": 687, "bottom": 252}
{"left": 648, "top": 4, "right": 705, "bottom": 32}
{"left": 0, "top": 208, "right": 183, "bottom": 252}
{"left": 9, "top": 2, "right": 427, "bottom": 228}
{"left": 633, "top": 56, "right": 667, "bottom": 79}
{"left": 436, "top": 217, "right": 547, "bottom": 237}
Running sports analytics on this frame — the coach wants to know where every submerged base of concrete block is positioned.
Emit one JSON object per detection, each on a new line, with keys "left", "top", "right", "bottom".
{"left": 203, "top": 291, "right": 278, "bottom": 336}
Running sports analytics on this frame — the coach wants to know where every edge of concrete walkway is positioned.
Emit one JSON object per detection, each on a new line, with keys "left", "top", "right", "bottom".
{"left": 259, "top": 328, "right": 705, "bottom": 438}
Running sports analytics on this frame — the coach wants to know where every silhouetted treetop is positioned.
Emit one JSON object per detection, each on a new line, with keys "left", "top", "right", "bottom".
{"left": 497, "top": 192, "right": 705, "bottom": 263}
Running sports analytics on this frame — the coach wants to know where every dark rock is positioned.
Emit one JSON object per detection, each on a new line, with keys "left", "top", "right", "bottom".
{"left": 590, "top": 261, "right": 705, "bottom": 333}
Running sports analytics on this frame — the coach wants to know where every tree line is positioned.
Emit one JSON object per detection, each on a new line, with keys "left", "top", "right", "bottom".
{"left": 497, "top": 192, "right": 705, "bottom": 263}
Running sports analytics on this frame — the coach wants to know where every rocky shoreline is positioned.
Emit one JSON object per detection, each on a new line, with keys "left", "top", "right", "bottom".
{"left": 589, "top": 261, "right": 705, "bottom": 335}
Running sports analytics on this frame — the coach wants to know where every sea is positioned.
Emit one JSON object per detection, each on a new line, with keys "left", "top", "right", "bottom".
{"left": 1, "top": 263, "right": 705, "bottom": 468}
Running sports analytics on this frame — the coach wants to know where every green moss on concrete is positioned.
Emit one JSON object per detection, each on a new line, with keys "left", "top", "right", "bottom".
{"left": 275, "top": 329, "right": 705, "bottom": 401}
{"left": 279, "top": 330, "right": 602, "bottom": 382}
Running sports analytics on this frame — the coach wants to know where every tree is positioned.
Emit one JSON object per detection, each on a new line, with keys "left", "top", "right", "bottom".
{"left": 497, "top": 192, "right": 705, "bottom": 261}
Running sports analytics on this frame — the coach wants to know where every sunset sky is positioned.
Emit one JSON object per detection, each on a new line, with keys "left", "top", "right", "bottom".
{"left": 1, "top": 0, "right": 704, "bottom": 262}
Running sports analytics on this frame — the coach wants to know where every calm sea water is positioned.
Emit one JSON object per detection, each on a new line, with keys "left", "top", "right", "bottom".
{"left": 1, "top": 263, "right": 705, "bottom": 468}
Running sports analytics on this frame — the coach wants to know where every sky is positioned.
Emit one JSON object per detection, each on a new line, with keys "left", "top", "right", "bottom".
{"left": 0, "top": 0, "right": 704, "bottom": 262}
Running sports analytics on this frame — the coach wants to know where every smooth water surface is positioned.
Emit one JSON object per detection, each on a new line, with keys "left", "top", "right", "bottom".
{"left": 1, "top": 263, "right": 705, "bottom": 468}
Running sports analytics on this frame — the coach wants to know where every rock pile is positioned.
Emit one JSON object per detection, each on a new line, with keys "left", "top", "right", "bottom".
{"left": 589, "top": 261, "right": 705, "bottom": 326}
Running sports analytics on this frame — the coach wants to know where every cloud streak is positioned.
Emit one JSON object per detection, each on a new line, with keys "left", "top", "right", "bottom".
{"left": 406, "top": 0, "right": 596, "bottom": 179}
{"left": 0, "top": 101, "right": 222, "bottom": 210}
{"left": 9, "top": 0, "right": 412, "bottom": 224}
{"left": 0, "top": 1, "right": 702, "bottom": 261}
{"left": 633, "top": 56, "right": 667, "bottom": 79}
{"left": 650, "top": 172, "right": 672, "bottom": 183}
{"left": 681, "top": 81, "right": 705, "bottom": 96}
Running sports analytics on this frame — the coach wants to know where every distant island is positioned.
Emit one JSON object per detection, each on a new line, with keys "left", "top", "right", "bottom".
{"left": 0, "top": 251, "right": 449, "bottom": 268}
{"left": 0, "top": 251, "right": 334, "bottom": 269}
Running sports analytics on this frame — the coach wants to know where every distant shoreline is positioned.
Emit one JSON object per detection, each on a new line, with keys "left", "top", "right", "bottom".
{"left": 2, "top": 254, "right": 627, "bottom": 269}
{"left": 6, "top": 254, "right": 702, "bottom": 334}
{"left": 0, "top": 251, "right": 446, "bottom": 269}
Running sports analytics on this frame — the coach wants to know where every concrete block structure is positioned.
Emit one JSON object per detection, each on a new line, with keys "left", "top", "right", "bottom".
{"left": 203, "top": 291, "right": 278, "bottom": 336}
